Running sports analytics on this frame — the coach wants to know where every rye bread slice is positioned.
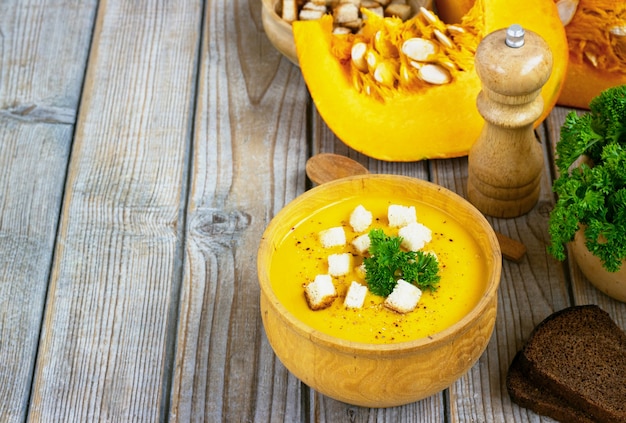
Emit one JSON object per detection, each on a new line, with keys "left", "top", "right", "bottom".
{"left": 507, "top": 351, "right": 596, "bottom": 423}
{"left": 516, "top": 305, "right": 626, "bottom": 423}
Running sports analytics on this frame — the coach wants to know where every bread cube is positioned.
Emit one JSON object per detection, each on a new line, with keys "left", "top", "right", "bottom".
{"left": 334, "top": 3, "right": 359, "bottom": 24}
{"left": 304, "top": 274, "right": 337, "bottom": 311}
{"left": 388, "top": 204, "right": 417, "bottom": 227}
{"left": 319, "top": 226, "right": 346, "bottom": 248}
{"left": 344, "top": 281, "right": 368, "bottom": 309}
{"left": 328, "top": 253, "right": 351, "bottom": 276}
{"left": 351, "top": 233, "right": 371, "bottom": 255}
{"left": 398, "top": 222, "right": 432, "bottom": 251}
{"left": 384, "top": 279, "right": 422, "bottom": 313}
{"left": 350, "top": 204, "right": 373, "bottom": 233}
{"left": 282, "top": 0, "right": 298, "bottom": 23}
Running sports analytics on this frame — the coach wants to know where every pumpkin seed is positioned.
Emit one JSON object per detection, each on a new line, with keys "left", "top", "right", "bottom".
{"left": 402, "top": 38, "right": 438, "bottom": 62}
{"left": 434, "top": 29, "right": 454, "bottom": 49}
{"left": 584, "top": 51, "right": 598, "bottom": 68}
{"left": 418, "top": 64, "right": 451, "bottom": 85}
{"left": 556, "top": 0, "right": 578, "bottom": 27}
{"left": 610, "top": 25, "right": 626, "bottom": 37}
{"left": 419, "top": 6, "right": 437, "bottom": 25}
{"left": 351, "top": 42, "right": 369, "bottom": 72}
{"left": 375, "top": 30, "right": 400, "bottom": 58}
{"left": 374, "top": 61, "right": 397, "bottom": 86}
{"left": 447, "top": 25, "right": 465, "bottom": 35}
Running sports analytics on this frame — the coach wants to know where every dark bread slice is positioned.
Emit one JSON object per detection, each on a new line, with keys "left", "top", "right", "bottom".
{"left": 507, "top": 351, "right": 596, "bottom": 423}
{"left": 515, "top": 305, "right": 626, "bottom": 423}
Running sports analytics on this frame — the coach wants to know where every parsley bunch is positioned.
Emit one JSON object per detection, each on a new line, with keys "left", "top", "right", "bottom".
{"left": 363, "top": 228, "right": 440, "bottom": 297}
{"left": 547, "top": 85, "right": 626, "bottom": 272}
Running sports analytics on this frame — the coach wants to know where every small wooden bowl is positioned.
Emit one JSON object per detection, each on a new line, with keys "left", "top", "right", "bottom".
{"left": 257, "top": 175, "right": 502, "bottom": 407}
{"left": 261, "top": 0, "right": 434, "bottom": 66}
{"left": 571, "top": 227, "right": 626, "bottom": 303}
{"left": 261, "top": 0, "right": 299, "bottom": 65}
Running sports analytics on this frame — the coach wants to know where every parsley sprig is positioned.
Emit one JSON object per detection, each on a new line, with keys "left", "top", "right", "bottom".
{"left": 548, "top": 85, "right": 626, "bottom": 272}
{"left": 363, "top": 228, "right": 440, "bottom": 297}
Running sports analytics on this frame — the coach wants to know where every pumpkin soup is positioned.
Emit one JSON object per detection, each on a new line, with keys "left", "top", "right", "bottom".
{"left": 270, "top": 195, "right": 488, "bottom": 344}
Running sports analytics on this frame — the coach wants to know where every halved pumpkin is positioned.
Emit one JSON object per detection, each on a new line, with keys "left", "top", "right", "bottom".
{"left": 439, "top": 0, "right": 626, "bottom": 110}
{"left": 556, "top": 0, "right": 626, "bottom": 109}
{"left": 294, "top": 0, "right": 568, "bottom": 161}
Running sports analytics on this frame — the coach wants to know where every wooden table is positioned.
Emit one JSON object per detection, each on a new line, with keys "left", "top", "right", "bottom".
{"left": 1, "top": 1, "right": 624, "bottom": 421}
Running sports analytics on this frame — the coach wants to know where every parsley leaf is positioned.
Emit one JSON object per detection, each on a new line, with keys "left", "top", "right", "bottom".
{"left": 363, "top": 228, "right": 441, "bottom": 297}
{"left": 548, "top": 85, "right": 626, "bottom": 272}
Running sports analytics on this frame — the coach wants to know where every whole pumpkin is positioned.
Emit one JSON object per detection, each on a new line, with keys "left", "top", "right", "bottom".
{"left": 438, "top": 0, "right": 626, "bottom": 110}
{"left": 293, "top": 0, "right": 568, "bottom": 161}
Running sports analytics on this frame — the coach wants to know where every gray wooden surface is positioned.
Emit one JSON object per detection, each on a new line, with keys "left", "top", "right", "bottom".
{"left": 0, "top": 1, "right": 624, "bottom": 422}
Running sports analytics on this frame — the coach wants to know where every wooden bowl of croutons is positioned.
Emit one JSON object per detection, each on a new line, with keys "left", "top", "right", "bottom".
{"left": 257, "top": 174, "right": 502, "bottom": 407}
{"left": 261, "top": 0, "right": 433, "bottom": 65}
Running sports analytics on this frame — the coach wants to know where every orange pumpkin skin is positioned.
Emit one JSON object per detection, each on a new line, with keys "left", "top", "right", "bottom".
{"left": 293, "top": 0, "right": 568, "bottom": 161}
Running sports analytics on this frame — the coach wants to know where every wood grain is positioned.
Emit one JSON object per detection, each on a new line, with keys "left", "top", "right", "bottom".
{"left": 27, "top": 1, "right": 201, "bottom": 421}
{"left": 168, "top": 1, "right": 309, "bottom": 421}
{"left": 0, "top": 1, "right": 97, "bottom": 421}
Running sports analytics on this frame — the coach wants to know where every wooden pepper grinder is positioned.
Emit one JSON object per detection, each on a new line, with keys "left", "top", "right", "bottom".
{"left": 467, "top": 24, "right": 552, "bottom": 218}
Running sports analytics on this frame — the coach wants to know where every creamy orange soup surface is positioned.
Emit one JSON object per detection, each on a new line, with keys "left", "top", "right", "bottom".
{"left": 270, "top": 195, "right": 488, "bottom": 344}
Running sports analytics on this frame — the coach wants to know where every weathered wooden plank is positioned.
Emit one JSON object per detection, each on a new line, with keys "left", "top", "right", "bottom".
{"left": 27, "top": 1, "right": 202, "bottom": 421}
{"left": 0, "top": 1, "right": 97, "bottom": 421}
{"left": 168, "top": 1, "right": 308, "bottom": 421}
{"left": 434, "top": 122, "right": 570, "bottom": 422}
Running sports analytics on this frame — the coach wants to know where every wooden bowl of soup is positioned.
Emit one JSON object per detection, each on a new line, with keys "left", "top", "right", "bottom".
{"left": 257, "top": 174, "right": 502, "bottom": 407}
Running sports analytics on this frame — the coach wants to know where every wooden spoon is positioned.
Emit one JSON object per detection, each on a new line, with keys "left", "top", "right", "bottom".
{"left": 305, "top": 153, "right": 527, "bottom": 262}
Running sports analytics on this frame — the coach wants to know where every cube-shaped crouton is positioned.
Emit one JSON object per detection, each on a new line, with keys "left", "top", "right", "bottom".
{"left": 319, "top": 226, "right": 346, "bottom": 248}
{"left": 333, "top": 3, "right": 359, "bottom": 24}
{"left": 328, "top": 253, "right": 351, "bottom": 276}
{"left": 304, "top": 274, "right": 337, "bottom": 310}
{"left": 388, "top": 204, "right": 416, "bottom": 227}
{"left": 350, "top": 204, "right": 373, "bottom": 233}
{"left": 344, "top": 281, "right": 368, "bottom": 309}
{"left": 384, "top": 279, "right": 422, "bottom": 313}
{"left": 351, "top": 233, "right": 371, "bottom": 255}
{"left": 398, "top": 222, "right": 432, "bottom": 251}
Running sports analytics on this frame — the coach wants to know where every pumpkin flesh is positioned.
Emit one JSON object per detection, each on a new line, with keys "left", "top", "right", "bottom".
{"left": 557, "top": 0, "right": 626, "bottom": 109}
{"left": 294, "top": 0, "right": 568, "bottom": 161}
{"left": 439, "top": 0, "right": 626, "bottom": 110}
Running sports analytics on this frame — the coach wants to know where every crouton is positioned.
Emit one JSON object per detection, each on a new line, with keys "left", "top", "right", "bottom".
{"left": 384, "top": 279, "right": 422, "bottom": 313}
{"left": 282, "top": 0, "right": 298, "bottom": 23}
{"left": 319, "top": 226, "right": 346, "bottom": 248}
{"left": 384, "top": 3, "right": 412, "bottom": 20}
{"left": 398, "top": 222, "right": 432, "bottom": 251}
{"left": 304, "top": 274, "right": 337, "bottom": 310}
{"left": 333, "top": 2, "right": 359, "bottom": 23}
{"left": 350, "top": 204, "right": 373, "bottom": 233}
{"left": 388, "top": 204, "right": 416, "bottom": 227}
{"left": 299, "top": 8, "right": 325, "bottom": 20}
{"left": 328, "top": 253, "right": 351, "bottom": 276}
{"left": 344, "top": 281, "right": 368, "bottom": 309}
{"left": 351, "top": 233, "right": 371, "bottom": 255}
